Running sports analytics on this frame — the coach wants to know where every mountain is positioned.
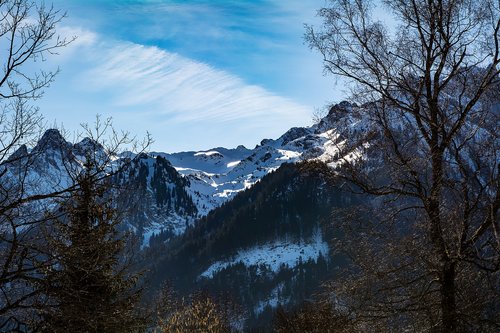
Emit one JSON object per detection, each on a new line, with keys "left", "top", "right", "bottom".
{"left": 113, "top": 154, "right": 199, "bottom": 246}
{"left": 3, "top": 97, "right": 497, "bottom": 330}
{"left": 144, "top": 161, "right": 356, "bottom": 330}
{"left": 4, "top": 102, "right": 365, "bottom": 242}
{"left": 4, "top": 132, "right": 195, "bottom": 240}
{"left": 3, "top": 101, "right": 367, "bottom": 330}
{"left": 148, "top": 101, "right": 364, "bottom": 218}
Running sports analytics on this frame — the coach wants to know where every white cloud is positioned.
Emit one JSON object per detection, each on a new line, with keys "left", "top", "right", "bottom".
{"left": 38, "top": 25, "right": 315, "bottom": 151}
{"left": 54, "top": 26, "right": 97, "bottom": 59}
{"left": 80, "top": 39, "right": 312, "bottom": 124}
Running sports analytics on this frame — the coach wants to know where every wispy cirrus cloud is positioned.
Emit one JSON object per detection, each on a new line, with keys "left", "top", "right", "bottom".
{"left": 81, "top": 41, "right": 311, "bottom": 124}
{"left": 37, "top": 0, "right": 334, "bottom": 151}
{"left": 39, "top": 26, "right": 313, "bottom": 151}
{"left": 54, "top": 0, "right": 333, "bottom": 100}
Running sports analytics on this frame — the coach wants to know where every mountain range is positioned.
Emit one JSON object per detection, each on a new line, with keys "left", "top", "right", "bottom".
{"left": 2, "top": 101, "right": 389, "bottom": 330}
{"left": 6, "top": 97, "right": 498, "bottom": 330}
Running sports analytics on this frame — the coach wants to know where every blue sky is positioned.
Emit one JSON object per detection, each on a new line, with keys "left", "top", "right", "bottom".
{"left": 38, "top": 0, "right": 343, "bottom": 152}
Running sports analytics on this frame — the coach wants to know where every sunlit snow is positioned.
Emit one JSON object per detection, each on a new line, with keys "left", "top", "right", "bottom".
{"left": 194, "top": 151, "right": 221, "bottom": 157}
{"left": 226, "top": 160, "right": 241, "bottom": 168}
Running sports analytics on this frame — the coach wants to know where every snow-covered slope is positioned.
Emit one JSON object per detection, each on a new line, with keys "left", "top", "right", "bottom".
{"left": 3, "top": 130, "right": 198, "bottom": 244}
{"left": 200, "top": 229, "right": 329, "bottom": 279}
{"left": 155, "top": 101, "right": 363, "bottom": 216}
{"left": 157, "top": 145, "right": 252, "bottom": 175}
{"left": 113, "top": 154, "right": 198, "bottom": 244}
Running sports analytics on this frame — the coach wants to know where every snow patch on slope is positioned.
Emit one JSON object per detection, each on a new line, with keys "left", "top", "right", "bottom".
{"left": 226, "top": 160, "right": 241, "bottom": 168}
{"left": 141, "top": 212, "right": 189, "bottom": 248}
{"left": 200, "top": 230, "right": 329, "bottom": 279}
{"left": 194, "top": 151, "right": 222, "bottom": 157}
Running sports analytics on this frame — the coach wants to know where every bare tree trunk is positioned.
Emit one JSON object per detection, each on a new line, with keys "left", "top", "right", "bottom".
{"left": 429, "top": 123, "right": 459, "bottom": 332}
{"left": 441, "top": 260, "right": 457, "bottom": 333}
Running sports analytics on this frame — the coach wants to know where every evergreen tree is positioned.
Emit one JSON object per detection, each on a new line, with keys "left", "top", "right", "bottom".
{"left": 38, "top": 156, "right": 146, "bottom": 333}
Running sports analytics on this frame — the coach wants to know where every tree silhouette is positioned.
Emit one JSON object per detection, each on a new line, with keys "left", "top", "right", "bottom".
{"left": 0, "top": 0, "right": 72, "bottom": 329}
{"left": 306, "top": 0, "right": 499, "bottom": 331}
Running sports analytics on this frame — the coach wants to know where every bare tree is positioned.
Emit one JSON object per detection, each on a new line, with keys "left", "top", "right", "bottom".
{"left": 0, "top": 0, "right": 72, "bottom": 330}
{"left": 0, "top": 0, "right": 70, "bottom": 100}
{"left": 274, "top": 301, "right": 356, "bottom": 333}
{"left": 306, "top": 0, "right": 499, "bottom": 332}
{"left": 155, "top": 291, "right": 232, "bottom": 333}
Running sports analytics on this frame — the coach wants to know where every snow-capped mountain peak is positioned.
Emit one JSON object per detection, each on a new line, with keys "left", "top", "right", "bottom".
{"left": 162, "top": 102, "right": 360, "bottom": 215}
